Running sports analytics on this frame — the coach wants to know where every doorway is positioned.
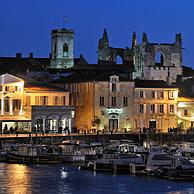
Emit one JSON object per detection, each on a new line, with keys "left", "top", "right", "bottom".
{"left": 109, "top": 113, "right": 119, "bottom": 132}
{"left": 109, "top": 119, "right": 118, "bottom": 132}
{"left": 149, "top": 120, "right": 156, "bottom": 129}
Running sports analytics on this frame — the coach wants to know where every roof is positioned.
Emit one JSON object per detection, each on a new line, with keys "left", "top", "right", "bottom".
{"left": 183, "top": 65, "right": 194, "bottom": 77}
{"left": 0, "top": 55, "right": 50, "bottom": 74}
{"left": 0, "top": 73, "right": 23, "bottom": 84}
{"left": 15, "top": 74, "right": 68, "bottom": 92}
{"left": 50, "top": 71, "right": 131, "bottom": 84}
{"left": 134, "top": 79, "right": 177, "bottom": 88}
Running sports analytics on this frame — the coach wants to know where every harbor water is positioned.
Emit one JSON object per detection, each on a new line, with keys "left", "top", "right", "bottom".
{"left": 0, "top": 163, "right": 193, "bottom": 194}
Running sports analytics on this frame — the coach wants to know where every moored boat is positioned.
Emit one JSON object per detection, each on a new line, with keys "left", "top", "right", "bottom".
{"left": 58, "top": 140, "right": 100, "bottom": 163}
{"left": 88, "top": 150, "right": 144, "bottom": 173}
{"left": 7, "top": 144, "right": 61, "bottom": 164}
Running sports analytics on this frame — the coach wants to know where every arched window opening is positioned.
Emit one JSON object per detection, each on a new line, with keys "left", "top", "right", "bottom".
{"left": 54, "top": 43, "right": 57, "bottom": 53}
{"left": 155, "top": 51, "right": 164, "bottom": 66}
{"left": 63, "top": 43, "right": 68, "bottom": 57}
{"left": 53, "top": 43, "right": 57, "bottom": 59}
{"left": 116, "top": 55, "right": 123, "bottom": 64}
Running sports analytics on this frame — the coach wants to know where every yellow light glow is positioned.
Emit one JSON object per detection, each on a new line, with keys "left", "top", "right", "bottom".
{"left": 177, "top": 111, "right": 181, "bottom": 117}
{"left": 6, "top": 164, "right": 30, "bottom": 194}
{"left": 178, "top": 119, "right": 182, "bottom": 124}
{"left": 178, "top": 102, "right": 186, "bottom": 108}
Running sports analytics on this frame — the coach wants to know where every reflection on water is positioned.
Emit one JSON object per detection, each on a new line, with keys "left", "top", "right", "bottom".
{"left": 7, "top": 164, "right": 30, "bottom": 194}
{"left": 0, "top": 163, "right": 193, "bottom": 194}
{"left": 2, "top": 164, "right": 31, "bottom": 194}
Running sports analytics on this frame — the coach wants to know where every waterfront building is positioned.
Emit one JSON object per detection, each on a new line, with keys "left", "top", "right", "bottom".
{"left": 0, "top": 73, "right": 74, "bottom": 133}
{"left": 0, "top": 27, "right": 193, "bottom": 134}
{"left": 133, "top": 80, "right": 179, "bottom": 132}
{"left": 177, "top": 97, "right": 194, "bottom": 131}
{"left": 52, "top": 73, "right": 134, "bottom": 133}
{"left": 52, "top": 74, "right": 179, "bottom": 133}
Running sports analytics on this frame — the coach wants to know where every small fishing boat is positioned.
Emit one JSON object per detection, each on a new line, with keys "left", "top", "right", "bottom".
{"left": 7, "top": 144, "right": 61, "bottom": 164}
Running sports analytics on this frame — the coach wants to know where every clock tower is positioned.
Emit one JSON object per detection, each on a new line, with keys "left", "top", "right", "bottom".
{"left": 50, "top": 28, "right": 74, "bottom": 69}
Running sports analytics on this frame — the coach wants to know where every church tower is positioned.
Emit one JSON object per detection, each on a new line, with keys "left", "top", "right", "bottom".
{"left": 50, "top": 28, "right": 74, "bottom": 69}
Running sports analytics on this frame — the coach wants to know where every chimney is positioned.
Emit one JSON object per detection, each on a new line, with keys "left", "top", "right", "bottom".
{"left": 16, "top": 53, "right": 22, "bottom": 59}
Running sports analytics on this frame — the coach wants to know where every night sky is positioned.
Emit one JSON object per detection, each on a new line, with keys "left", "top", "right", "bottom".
{"left": 0, "top": 0, "right": 194, "bottom": 68}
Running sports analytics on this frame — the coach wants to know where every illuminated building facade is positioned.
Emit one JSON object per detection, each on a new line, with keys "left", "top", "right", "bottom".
{"left": 177, "top": 97, "right": 194, "bottom": 130}
{"left": 52, "top": 74, "right": 134, "bottom": 132}
{"left": 0, "top": 73, "right": 74, "bottom": 133}
{"left": 133, "top": 80, "right": 178, "bottom": 132}
{"left": 52, "top": 74, "right": 180, "bottom": 133}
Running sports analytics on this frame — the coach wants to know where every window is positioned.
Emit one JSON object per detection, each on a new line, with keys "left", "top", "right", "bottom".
{"left": 155, "top": 51, "right": 164, "bottom": 66}
{"left": 40, "top": 96, "right": 48, "bottom": 106}
{"left": 123, "top": 97, "right": 128, "bottom": 107}
{"left": 5, "top": 86, "right": 8, "bottom": 92}
{"left": 169, "top": 91, "right": 174, "bottom": 99}
{"left": 150, "top": 104, "right": 155, "bottom": 113}
{"left": 140, "top": 91, "right": 144, "bottom": 98}
{"left": 151, "top": 91, "right": 155, "bottom": 98}
{"left": 62, "top": 96, "right": 66, "bottom": 106}
{"left": 184, "top": 109, "right": 188, "bottom": 116}
{"left": 54, "top": 96, "right": 59, "bottom": 106}
{"left": 35, "top": 96, "right": 39, "bottom": 105}
{"left": 26, "top": 96, "right": 31, "bottom": 105}
{"left": 152, "top": 154, "right": 171, "bottom": 160}
{"left": 159, "top": 104, "right": 164, "bottom": 113}
{"left": 100, "top": 96, "right": 104, "bottom": 106}
{"left": 63, "top": 43, "right": 68, "bottom": 57}
{"left": 4, "top": 97, "right": 9, "bottom": 112}
{"left": 15, "top": 86, "right": 18, "bottom": 92}
{"left": 159, "top": 91, "right": 164, "bottom": 99}
{"left": 170, "top": 105, "right": 174, "bottom": 114}
{"left": 139, "top": 104, "right": 144, "bottom": 113}
{"left": 111, "top": 97, "right": 116, "bottom": 107}
{"left": 111, "top": 83, "right": 116, "bottom": 92}
{"left": 12, "top": 99, "right": 21, "bottom": 111}
{"left": 54, "top": 42, "right": 57, "bottom": 59}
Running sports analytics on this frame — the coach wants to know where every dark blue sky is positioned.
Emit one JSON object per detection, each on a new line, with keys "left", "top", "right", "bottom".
{"left": 0, "top": 0, "right": 194, "bottom": 67}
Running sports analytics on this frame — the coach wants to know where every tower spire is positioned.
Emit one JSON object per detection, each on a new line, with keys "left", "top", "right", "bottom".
{"left": 142, "top": 32, "right": 148, "bottom": 44}
{"left": 102, "top": 28, "right": 109, "bottom": 42}
{"left": 132, "top": 31, "right": 137, "bottom": 48}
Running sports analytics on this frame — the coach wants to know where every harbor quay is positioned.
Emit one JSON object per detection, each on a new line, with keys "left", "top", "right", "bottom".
{"left": 0, "top": 132, "right": 193, "bottom": 145}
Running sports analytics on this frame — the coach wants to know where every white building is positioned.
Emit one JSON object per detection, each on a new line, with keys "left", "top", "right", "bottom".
{"left": 0, "top": 73, "right": 75, "bottom": 133}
